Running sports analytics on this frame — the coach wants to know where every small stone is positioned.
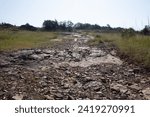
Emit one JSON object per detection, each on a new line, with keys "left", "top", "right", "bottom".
{"left": 12, "top": 94, "right": 24, "bottom": 100}
{"left": 110, "top": 50, "right": 116, "bottom": 56}
{"left": 128, "top": 84, "right": 141, "bottom": 91}
{"left": 30, "top": 54, "right": 49, "bottom": 60}
{"left": 142, "top": 88, "right": 150, "bottom": 99}
{"left": 75, "top": 82, "right": 82, "bottom": 88}
{"left": 89, "top": 49, "right": 105, "bottom": 57}
{"left": 84, "top": 81, "right": 102, "bottom": 91}
{"left": 72, "top": 53, "right": 80, "bottom": 58}
{"left": 95, "top": 73, "right": 101, "bottom": 76}
{"left": 11, "top": 86, "right": 16, "bottom": 90}
{"left": 34, "top": 49, "right": 42, "bottom": 54}
{"left": 63, "top": 84, "right": 70, "bottom": 88}
{"left": 128, "top": 69, "right": 134, "bottom": 73}
{"left": 30, "top": 54, "right": 42, "bottom": 60}
{"left": 55, "top": 93, "right": 63, "bottom": 98}
{"left": 0, "top": 60, "right": 10, "bottom": 67}
{"left": 126, "top": 90, "right": 131, "bottom": 95}
{"left": 42, "top": 76, "right": 47, "bottom": 79}
{"left": 65, "top": 70, "right": 71, "bottom": 75}
{"left": 85, "top": 77, "right": 94, "bottom": 82}
{"left": 148, "top": 77, "right": 150, "bottom": 80}
{"left": 110, "top": 83, "right": 128, "bottom": 93}
{"left": 96, "top": 91, "right": 104, "bottom": 97}
{"left": 44, "top": 50, "right": 54, "bottom": 54}
{"left": 133, "top": 68, "right": 140, "bottom": 73}
{"left": 41, "top": 66, "right": 48, "bottom": 71}
{"left": 40, "top": 53, "right": 50, "bottom": 58}
{"left": 118, "top": 80, "right": 125, "bottom": 84}
{"left": 44, "top": 95, "right": 53, "bottom": 100}
{"left": 0, "top": 91, "right": 5, "bottom": 96}
{"left": 140, "top": 80, "right": 146, "bottom": 84}
{"left": 67, "top": 95, "right": 74, "bottom": 100}
{"left": 39, "top": 81, "right": 47, "bottom": 87}
{"left": 101, "top": 77, "right": 108, "bottom": 83}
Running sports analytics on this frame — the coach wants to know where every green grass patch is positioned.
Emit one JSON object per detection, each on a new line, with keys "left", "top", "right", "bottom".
{"left": 88, "top": 32, "right": 150, "bottom": 68}
{"left": 115, "top": 35, "right": 150, "bottom": 68}
{"left": 0, "top": 30, "right": 57, "bottom": 51}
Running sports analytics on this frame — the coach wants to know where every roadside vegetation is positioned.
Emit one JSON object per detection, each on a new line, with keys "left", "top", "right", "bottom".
{"left": 88, "top": 32, "right": 150, "bottom": 68}
{"left": 0, "top": 30, "right": 57, "bottom": 51}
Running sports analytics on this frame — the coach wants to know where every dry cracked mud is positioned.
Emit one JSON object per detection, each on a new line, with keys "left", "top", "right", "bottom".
{"left": 0, "top": 32, "right": 150, "bottom": 100}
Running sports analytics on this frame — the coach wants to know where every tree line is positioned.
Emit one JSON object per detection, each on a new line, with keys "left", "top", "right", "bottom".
{"left": 0, "top": 20, "right": 150, "bottom": 35}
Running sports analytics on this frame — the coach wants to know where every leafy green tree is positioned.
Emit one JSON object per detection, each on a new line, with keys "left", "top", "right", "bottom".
{"left": 43, "top": 20, "right": 58, "bottom": 31}
{"left": 0, "top": 23, "right": 14, "bottom": 29}
{"left": 65, "top": 21, "right": 74, "bottom": 31}
{"left": 19, "top": 23, "right": 37, "bottom": 31}
{"left": 59, "top": 21, "right": 67, "bottom": 31}
{"left": 141, "top": 25, "right": 150, "bottom": 35}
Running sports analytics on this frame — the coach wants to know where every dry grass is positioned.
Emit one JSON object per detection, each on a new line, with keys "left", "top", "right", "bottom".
{"left": 0, "top": 30, "right": 57, "bottom": 51}
{"left": 88, "top": 32, "right": 150, "bottom": 68}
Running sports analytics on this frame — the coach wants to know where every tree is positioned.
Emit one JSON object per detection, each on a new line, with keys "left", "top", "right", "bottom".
{"left": 43, "top": 20, "right": 58, "bottom": 31}
{"left": 65, "top": 21, "right": 74, "bottom": 31}
{"left": 141, "top": 25, "right": 150, "bottom": 35}
{"left": 59, "top": 21, "right": 67, "bottom": 31}
{"left": 74, "top": 23, "right": 101, "bottom": 30}
{"left": 74, "top": 23, "right": 83, "bottom": 29}
{"left": 19, "top": 23, "right": 37, "bottom": 31}
{"left": 0, "top": 23, "right": 14, "bottom": 29}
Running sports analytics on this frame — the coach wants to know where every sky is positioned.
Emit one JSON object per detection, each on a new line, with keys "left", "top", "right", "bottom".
{"left": 0, "top": 0, "right": 150, "bottom": 30}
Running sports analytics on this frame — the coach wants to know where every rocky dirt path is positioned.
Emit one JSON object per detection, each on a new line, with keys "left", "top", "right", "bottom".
{"left": 0, "top": 32, "right": 150, "bottom": 100}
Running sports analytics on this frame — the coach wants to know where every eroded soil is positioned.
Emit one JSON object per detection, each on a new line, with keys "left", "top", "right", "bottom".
{"left": 0, "top": 32, "right": 150, "bottom": 100}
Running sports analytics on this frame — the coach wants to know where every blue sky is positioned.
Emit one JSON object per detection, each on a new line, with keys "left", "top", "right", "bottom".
{"left": 0, "top": 0, "right": 150, "bottom": 30}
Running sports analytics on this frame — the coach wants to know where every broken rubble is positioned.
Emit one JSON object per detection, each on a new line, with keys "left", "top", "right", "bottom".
{"left": 142, "top": 88, "right": 150, "bottom": 100}
{"left": 110, "top": 83, "right": 128, "bottom": 93}
{"left": 0, "top": 32, "right": 149, "bottom": 100}
{"left": 29, "top": 54, "right": 50, "bottom": 60}
{"left": 128, "top": 84, "right": 141, "bottom": 92}
{"left": 12, "top": 94, "right": 24, "bottom": 100}
{"left": 84, "top": 81, "right": 103, "bottom": 91}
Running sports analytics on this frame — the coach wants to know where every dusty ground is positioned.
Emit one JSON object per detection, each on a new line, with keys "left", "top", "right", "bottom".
{"left": 0, "top": 32, "right": 150, "bottom": 100}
